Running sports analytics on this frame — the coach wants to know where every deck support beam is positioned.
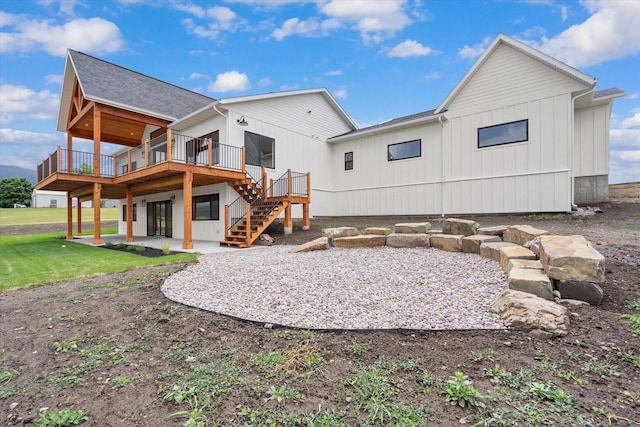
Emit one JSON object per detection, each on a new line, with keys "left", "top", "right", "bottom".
{"left": 182, "top": 171, "right": 193, "bottom": 249}
{"left": 66, "top": 193, "right": 73, "bottom": 240}
{"left": 125, "top": 186, "right": 133, "bottom": 242}
{"left": 77, "top": 201, "right": 82, "bottom": 236}
{"left": 284, "top": 204, "right": 292, "bottom": 235}
{"left": 92, "top": 182, "right": 102, "bottom": 245}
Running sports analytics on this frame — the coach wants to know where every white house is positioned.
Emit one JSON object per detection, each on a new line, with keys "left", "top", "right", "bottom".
{"left": 37, "top": 33, "right": 623, "bottom": 249}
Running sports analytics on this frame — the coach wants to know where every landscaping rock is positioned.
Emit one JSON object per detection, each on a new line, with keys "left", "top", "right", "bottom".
{"left": 442, "top": 218, "right": 479, "bottom": 236}
{"left": 334, "top": 235, "right": 387, "bottom": 248}
{"left": 394, "top": 222, "right": 431, "bottom": 234}
{"left": 503, "top": 225, "right": 550, "bottom": 246}
{"left": 364, "top": 227, "right": 392, "bottom": 236}
{"left": 491, "top": 289, "right": 570, "bottom": 336}
{"left": 555, "top": 280, "right": 604, "bottom": 306}
{"left": 461, "top": 234, "right": 501, "bottom": 254}
{"left": 538, "top": 235, "right": 605, "bottom": 283}
{"left": 480, "top": 241, "right": 520, "bottom": 262}
{"left": 500, "top": 246, "right": 537, "bottom": 272}
{"left": 289, "top": 237, "right": 330, "bottom": 253}
{"left": 430, "top": 234, "right": 463, "bottom": 252}
{"left": 507, "top": 268, "right": 554, "bottom": 300}
{"left": 322, "top": 227, "right": 360, "bottom": 239}
{"left": 386, "top": 233, "right": 430, "bottom": 248}
{"left": 478, "top": 225, "right": 508, "bottom": 238}
{"left": 507, "top": 259, "right": 544, "bottom": 274}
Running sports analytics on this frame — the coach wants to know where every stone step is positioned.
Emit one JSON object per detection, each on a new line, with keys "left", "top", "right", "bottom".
{"left": 386, "top": 233, "right": 430, "bottom": 248}
{"left": 334, "top": 234, "right": 387, "bottom": 248}
{"left": 507, "top": 267, "right": 554, "bottom": 300}
{"left": 500, "top": 246, "right": 537, "bottom": 272}
{"left": 430, "top": 234, "right": 463, "bottom": 252}
{"left": 442, "top": 218, "right": 479, "bottom": 236}
{"left": 461, "top": 234, "right": 501, "bottom": 254}
{"left": 394, "top": 222, "right": 431, "bottom": 234}
{"left": 479, "top": 241, "right": 520, "bottom": 262}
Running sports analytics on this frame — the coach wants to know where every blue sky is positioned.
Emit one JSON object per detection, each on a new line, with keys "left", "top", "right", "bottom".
{"left": 1, "top": 0, "right": 639, "bottom": 184}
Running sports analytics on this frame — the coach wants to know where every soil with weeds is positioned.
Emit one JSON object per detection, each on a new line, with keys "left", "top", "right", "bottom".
{"left": 1, "top": 203, "right": 638, "bottom": 426}
{"left": 102, "top": 244, "right": 175, "bottom": 258}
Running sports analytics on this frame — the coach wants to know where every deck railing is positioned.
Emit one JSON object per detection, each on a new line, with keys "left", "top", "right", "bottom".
{"left": 36, "top": 132, "right": 246, "bottom": 183}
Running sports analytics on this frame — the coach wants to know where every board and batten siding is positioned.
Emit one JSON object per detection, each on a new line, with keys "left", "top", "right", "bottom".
{"left": 442, "top": 43, "right": 589, "bottom": 213}
{"left": 327, "top": 123, "right": 443, "bottom": 216}
{"left": 574, "top": 103, "right": 610, "bottom": 178}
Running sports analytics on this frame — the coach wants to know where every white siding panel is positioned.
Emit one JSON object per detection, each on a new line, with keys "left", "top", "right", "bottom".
{"left": 574, "top": 104, "right": 610, "bottom": 177}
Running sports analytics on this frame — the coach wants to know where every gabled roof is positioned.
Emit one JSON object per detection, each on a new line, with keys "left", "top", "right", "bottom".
{"left": 435, "top": 33, "right": 597, "bottom": 114}
{"left": 56, "top": 50, "right": 215, "bottom": 131}
{"left": 328, "top": 109, "right": 442, "bottom": 142}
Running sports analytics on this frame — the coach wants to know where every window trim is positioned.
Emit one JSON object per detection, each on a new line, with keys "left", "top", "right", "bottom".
{"left": 344, "top": 151, "right": 353, "bottom": 170}
{"left": 477, "top": 119, "right": 528, "bottom": 148}
{"left": 192, "top": 194, "right": 220, "bottom": 221}
{"left": 244, "top": 131, "right": 275, "bottom": 169}
{"left": 122, "top": 203, "right": 137, "bottom": 222}
{"left": 387, "top": 139, "right": 421, "bottom": 162}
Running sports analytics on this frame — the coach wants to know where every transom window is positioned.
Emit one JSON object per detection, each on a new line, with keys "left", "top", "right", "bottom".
{"left": 478, "top": 119, "right": 528, "bottom": 148}
{"left": 193, "top": 194, "right": 219, "bottom": 221}
{"left": 345, "top": 152, "right": 353, "bottom": 170}
{"left": 388, "top": 139, "right": 421, "bottom": 161}
{"left": 245, "top": 131, "right": 275, "bottom": 169}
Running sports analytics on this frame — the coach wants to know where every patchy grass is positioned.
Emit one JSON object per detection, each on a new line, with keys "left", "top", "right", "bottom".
{"left": 0, "top": 232, "right": 197, "bottom": 289}
{"left": 0, "top": 207, "right": 118, "bottom": 226}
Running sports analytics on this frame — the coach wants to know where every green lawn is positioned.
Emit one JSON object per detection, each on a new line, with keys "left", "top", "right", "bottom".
{"left": 0, "top": 233, "right": 197, "bottom": 290}
{"left": 0, "top": 207, "right": 119, "bottom": 226}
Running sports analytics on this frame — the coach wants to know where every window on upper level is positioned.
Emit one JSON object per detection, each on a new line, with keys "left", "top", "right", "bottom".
{"left": 245, "top": 131, "right": 275, "bottom": 169}
{"left": 388, "top": 139, "right": 421, "bottom": 161}
{"left": 345, "top": 152, "right": 353, "bottom": 170}
{"left": 478, "top": 119, "right": 528, "bottom": 148}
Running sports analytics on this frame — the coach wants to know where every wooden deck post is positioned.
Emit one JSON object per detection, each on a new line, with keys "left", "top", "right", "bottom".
{"left": 287, "top": 169, "right": 292, "bottom": 196}
{"left": 166, "top": 128, "right": 172, "bottom": 162}
{"left": 183, "top": 171, "right": 193, "bottom": 249}
{"left": 92, "top": 182, "right": 102, "bottom": 245}
{"left": 261, "top": 166, "right": 267, "bottom": 189}
{"left": 56, "top": 148, "right": 61, "bottom": 174}
{"left": 77, "top": 200, "right": 82, "bottom": 236}
{"left": 302, "top": 172, "right": 311, "bottom": 230}
{"left": 127, "top": 148, "right": 132, "bottom": 174}
{"left": 112, "top": 154, "right": 117, "bottom": 177}
{"left": 224, "top": 205, "right": 229, "bottom": 238}
{"left": 241, "top": 147, "right": 246, "bottom": 173}
{"left": 284, "top": 203, "right": 292, "bottom": 236}
{"left": 144, "top": 140, "right": 149, "bottom": 168}
{"left": 125, "top": 186, "right": 133, "bottom": 243}
{"left": 245, "top": 203, "right": 251, "bottom": 247}
{"left": 67, "top": 133, "right": 73, "bottom": 173}
{"left": 93, "top": 107, "right": 101, "bottom": 177}
{"left": 66, "top": 193, "right": 73, "bottom": 240}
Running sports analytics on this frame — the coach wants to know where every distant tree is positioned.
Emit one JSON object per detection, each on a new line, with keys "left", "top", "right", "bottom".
{"left": 0, "top": 178, "right": 34, "bottom": 208}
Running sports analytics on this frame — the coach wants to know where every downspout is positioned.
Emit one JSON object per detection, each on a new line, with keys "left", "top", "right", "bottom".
{"left": 438, "top": 114, "right": 446, "bottom": 217}
{"left": 570, "top": 83, "right": 596, "bottom": 209}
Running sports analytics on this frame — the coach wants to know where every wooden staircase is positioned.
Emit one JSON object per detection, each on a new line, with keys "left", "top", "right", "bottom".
{"left": 220, "top": 198, "right": 289, "bottom": 248}
{"left": 231, "top": 176, "right": 263, "bottom": 203}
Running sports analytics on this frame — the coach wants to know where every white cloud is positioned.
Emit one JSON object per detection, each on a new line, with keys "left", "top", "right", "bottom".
{"left": 208, "top": 71, "right": 250, "bottom": 93}
{"left": 0, "top": 13, "right": 124, "bottom": 56}
{"left": 0, "top": 84, "right": 59, "bottom": 123}
{"left": 258, "top": 77, "right": 273, "bottom": 87}
{"left": 458, "top": 36, "right": 492, "bottom": 60}
{"left": 533, "top": 0, "right": 640, "bottom": 67}
{"left": 387, "top": 39, "right": 433, "bottom": 58}
{"left": 279, "top": 84, "right": 299, "bottom": 91}
{"left": 332, "top": 88, "right": 347, "bottom": 100}
{"left": 325, "top": 70, "right": 343, "bottom": 76}
{"left": 622, "top": 112, "right": 640, "bottom": 129}
{"left": 45, "top": 74, "right": 63, "bottom": 85}
{"left": 609, "top": 128, "right": 640, "bottom": 183}
{"left": 320, "top": 0, "right": 412, "bottom": 44}
{"left": 629, "top": 93, "right": 639, "bottom": 100}
{"left": 272, "top": 17, "right": 341, "bottom": 40}
{"left": 190, "top": 72, "right": 209, "bottom": 80}
{"left": 177, "top": 4, "right": 243, "bottom": 40}
{"left": 0, "top": 128, "right": 61, "bottom": 145}
{"left": 423, "top": 72, "right": 440, "bottom": 80}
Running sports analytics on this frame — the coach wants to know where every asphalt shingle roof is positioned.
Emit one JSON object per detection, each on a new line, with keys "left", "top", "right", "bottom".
{"left": 69, "top": 50, "right": 215, "bottom": 120}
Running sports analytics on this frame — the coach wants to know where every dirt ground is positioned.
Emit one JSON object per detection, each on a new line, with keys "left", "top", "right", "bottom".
{"left": 1, "top": 203, "right": 639, "bottom": 426}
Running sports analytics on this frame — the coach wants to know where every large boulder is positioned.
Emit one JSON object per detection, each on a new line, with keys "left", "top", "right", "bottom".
{"left": 461, "top": 234, "right": 501, "bottom": 254}
{"left": 364, "top": 227, "right": 392, "bottom": 236}
{"left": 507, "top": 259, "right": 544, "bottom": 274}
{"left": 503, "top": 225, "right": 550, "bottom": 246}
{"left": 500, "top": 246, "right": 537, "bottom": 272}
{"left": 480, "top": 241, "right": 520, "bottom": 262}
{"left": 507, "top": 268, "right": 554, "bottom": 300}
{"left": 491, "top": 289, "right": 570, "bottom": 336}
{"left": 394, "top": 222, "right": 431, "bottom": 234}
{"left": 386, "top": 233, "right": 430, "bottom": 248}
{"left": 430, "top": 234, "right": 463, "bottom": 252}
{"left": 538, "top": 235, "right": 605, "bottom": 283}
{"left": 478, "top": 225, "right": 508, "bottom": 238}
{"left": 322, "top": 227, "right": 360, "bottom": 239}
{"left": 442, "top": 218, "right": 479, "bottom": 236}
{"left": 334, "top": 235, "right": 387, "bottom": 248}
{"left": 556, "top": 280, "right": 604, "bottom": 306}
{"left": 289, "top": 237, "right": 330, "bottom": 253}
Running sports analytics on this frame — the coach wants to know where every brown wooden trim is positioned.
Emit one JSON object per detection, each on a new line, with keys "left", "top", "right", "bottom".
{"left": 166, "top": 129, "right": 173, "bottom": 162}
{"left": 287, "top": 169, "right": 292, "bottom": 196}
{"left": 207, "top": 138, "right": 213, "bottom": 167}
{"left": 68, "top": 101, "right": 94, "bottom": 130}
{"left": 144, "top": 140, "right": 149, "bottom": 168}
{"left": 245, "top": 203, "right": 251, "bottom": 246}
{"left": 224, "top": 205, "right": 229, "bottom": 237}
{"left": 67, "top": 133, "right": 73, "bottom": 173}
{"left": 284, "top": 204, "right": 292, "bottom": 229}
{"left": 66, "top": 193, "right": 73, "bottom": 240}
{"left": 92, "top": 182, "right": 102, "bottom": 245}
{"left": 302, "top": 203, "right": 310, "bottom": 228}
{"left": 97, "top": 104, "right": 169, "bottom": 128}
{"left": 126, "top": 186, "right": 133, "bottom": 243}
{"left": 77, "top": 200, "right": 82, "bottom": 236}
{"left": 183, "top": 171, "right": 193, "bottom": 249}
{"left": 93, "top": 107, "right": 101, "bottom": 176}
{"left": 130, "top": 174, "right": 184, "bottom": 195}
